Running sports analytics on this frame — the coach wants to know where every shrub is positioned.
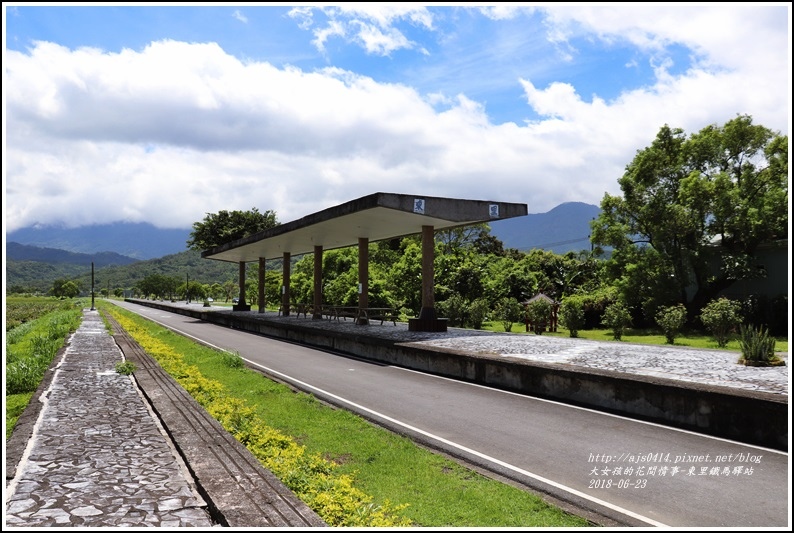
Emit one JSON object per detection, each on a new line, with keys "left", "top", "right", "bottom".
{"left": 468, "top": 298, "right": 490, "bottom": 330}
{"left": 220, "top": 351, "right": 245, "bottom": 369}
{"left": 559, "top": 296, "right": 585, "bottom": 338}
{"left": 115, "top": 360, "right": 137, "bottom": 375}
{"left": 655, "top": 304, "right": 687, "bottom": 344}
{"left": 494, "top": 297, "right": 522, "bottom": 332}
{"left": 738, "top": 325, "right": 783, "bottom": 366}
{"left": 602, "top": 302, "right": 632, "bottom": 341}
{"left": 525, "top": 298, "right": 552, "bottom": 335}
{"left": 699, "top": 297, "right": 742, "bottom": 348}
{"left": 437, "top": 294, "right": 467, "bottom": 327}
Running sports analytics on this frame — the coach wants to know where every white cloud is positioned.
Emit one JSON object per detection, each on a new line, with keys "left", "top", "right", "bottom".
{"left": 4, "top": 6, "right": 789, "bottom": 235}
{"left": 232, "top": 10, "right": 248, "bottom": 24}
{"left": 289, "top": 5, "right": 434, "bottom": 56}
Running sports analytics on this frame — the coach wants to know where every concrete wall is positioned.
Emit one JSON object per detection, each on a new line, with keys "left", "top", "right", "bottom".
{"left": 126, "top": 300, "right": 788, "bottom": 450}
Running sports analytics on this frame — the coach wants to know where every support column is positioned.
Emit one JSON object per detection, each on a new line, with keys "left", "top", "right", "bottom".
{"left": 233, "top": 261, "right": 251, "bottom": 311}
{"left": 357, "top": 237, "right": 369, "bottom": 325}
{"left": 409, "top": 225, "right": 447, "bottom": 331}
{"left": 313, "top": 245, "right": 323, "bottom": 319}
{"left": 258, "top": 257, "right": 266, "bottom": 313}
{"left": 281, "top": 252, "right": 291, "bottom": 316}
{"left": 419, "top": 225, "right": 435, "bottom": 320}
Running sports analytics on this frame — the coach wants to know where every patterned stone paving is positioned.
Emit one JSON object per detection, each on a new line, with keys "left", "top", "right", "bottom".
{"left": 4, "top": 311, "right": 214, "bottom": 527}
{"left": 413, "top": 334, "right": 789, "bottom": 396}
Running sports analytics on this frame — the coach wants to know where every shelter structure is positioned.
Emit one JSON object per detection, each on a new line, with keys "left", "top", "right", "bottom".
{"left": 523, "top": 293, "right": 559, "bottom": 333}
{"left": 202, "top": 192, "right": 528, "bottom": 332}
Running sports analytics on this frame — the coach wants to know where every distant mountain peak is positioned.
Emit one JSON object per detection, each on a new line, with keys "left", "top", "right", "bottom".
{"left": 6, "top": 242, "right": 140, "bottom": 267}
{"left": 6, "top": 222, "right": 191, "bottom": 260}
{"left": 489, "top": 202, "right": 600, "bottom": 253}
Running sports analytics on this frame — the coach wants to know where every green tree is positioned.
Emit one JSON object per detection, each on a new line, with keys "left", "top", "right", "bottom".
{"left": 209, "top": 283, "right": 224, "bottom": 300}
{"left": 591, "top": 115, "right": 788, "bottom": 323}
{"left": 559, "top": 296, "right": 586, "bottom": 338}
{"left": 437, "top": 293, "right": 468, "bottom": 327}
{"left": 435, "top": 223, "right": 489, "bottom": 256}
{"left": 602, "top": 301, "right": 632, "bottom": 341}
{"left": 484, "top": 255, "right": 539, "bottom": 304}
{"left": 386, "top": 240, "right": 422, "bottom": 315}
{"left": 525, "top": 298, "right": 552, "bottom": 335}
{"left": 655, "top": 304, "right": 687, "bottom": 344}
{"left": 52, "top": 279, "right": 79, "bottom": 299}
{"left": 468, "top": 297, "right": 490, "bottom": 329}
{"left": 494, "top": 297, "right": 523, "bottom": 333}
{"left": 137, "top": 274, "right": 180, "bottom": 300}
{"left": 187, "top": 207, "right": 279, "bottom": 251}
{"left": 222, "top": 280, "right": 237, "bottom": 302}
{"left": 699, "top": 297, "right": 743, "bottom": 347}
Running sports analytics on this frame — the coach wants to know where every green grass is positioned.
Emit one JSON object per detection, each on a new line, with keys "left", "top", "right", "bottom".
{"left": 5, "top": 297, "right": 85, "bottom": 438}
{"left": 480, "top": 322, "right": 789, "bottom": 353}
{"left": 5, "top": 393, "right": 34, "bottom": 440}
{"left": 100, "top": 301, "right": 591, "bottom": 527}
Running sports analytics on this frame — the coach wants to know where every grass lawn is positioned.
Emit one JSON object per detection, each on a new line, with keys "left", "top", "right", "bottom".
{"left": 480, "top": 322, "right": 789, "bottom": 354}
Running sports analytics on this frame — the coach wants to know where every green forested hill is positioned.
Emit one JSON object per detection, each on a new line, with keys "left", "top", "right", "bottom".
{"left": 7, "top": 250, "right": 241, "bottom": 295}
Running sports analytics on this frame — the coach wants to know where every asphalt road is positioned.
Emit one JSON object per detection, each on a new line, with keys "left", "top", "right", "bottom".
{"left": 111, "top": 301, "right": 789, "bottom": 528}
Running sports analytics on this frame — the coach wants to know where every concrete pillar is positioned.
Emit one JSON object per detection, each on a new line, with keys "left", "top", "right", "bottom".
{"left": 233, "top": 261, "right": 251, "bottom": 311}
{"left": 258, "top": 257, "right": 266, "bottom": 313}
{"left": 419, "top": 225, "right": 436, "bottom": 320}
{"left": 357, "top": 237, "right": 369, "bottom": 325}
{"left": 409, "top": 224, "right": 446, "bottom": 331}
{"left": 313, "top": 245, "right": 323, "bottom": 319}
{"left": 281, "top": 251, "right": 291, "bottom": 316}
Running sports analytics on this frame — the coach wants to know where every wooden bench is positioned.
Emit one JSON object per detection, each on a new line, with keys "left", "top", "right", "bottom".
{"left": 314, "top": 305, "right": 399, "bottom": 325}
{"left": 357, "top": 307, "right": 400, "bottom": 325}
{"left": 326, "top": 306, "right": 359, "bottom": 321}
{"left": 278, "top": 302, "right": 313, "bottom": 318}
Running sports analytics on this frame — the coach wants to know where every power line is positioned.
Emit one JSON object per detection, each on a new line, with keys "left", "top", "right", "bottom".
{"left": 522, "top": 236, "right": 590, "bottom": 249}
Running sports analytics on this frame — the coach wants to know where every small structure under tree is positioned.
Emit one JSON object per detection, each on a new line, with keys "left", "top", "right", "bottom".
{"left": 523, "top": 293, "right": 559, "bottom": 334}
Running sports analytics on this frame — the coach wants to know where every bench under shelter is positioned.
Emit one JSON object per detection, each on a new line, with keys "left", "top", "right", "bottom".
{"left": 201, "top": 192, "right": 528, "bottom": 332}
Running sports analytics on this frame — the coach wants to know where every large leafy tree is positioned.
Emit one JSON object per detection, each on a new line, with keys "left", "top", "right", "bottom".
{"left": 591, "top": 114, "right": 788, "bottom": 321}
{"left": 52, "top": 278, "right": 80, "bottom": 298}
{"left": 136, "top": 274, "right": 180, "bottom": 300}
{"left": 187, "top": 207, "right": 279, "bottom": 251}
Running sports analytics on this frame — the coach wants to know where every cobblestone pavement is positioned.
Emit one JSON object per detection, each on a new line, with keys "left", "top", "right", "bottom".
{"left": 250, "top": 309, "right": 789, "bottom": 396}
{"left": 411, "top": 333, "right": 789, "bottom": 395}
{"left": 5, "top": 311, "right": 214, "bottom": 527}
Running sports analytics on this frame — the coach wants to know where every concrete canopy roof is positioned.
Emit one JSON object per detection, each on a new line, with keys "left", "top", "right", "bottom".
{"left": 202, "top": 192, "right": 528, "bottom": 264}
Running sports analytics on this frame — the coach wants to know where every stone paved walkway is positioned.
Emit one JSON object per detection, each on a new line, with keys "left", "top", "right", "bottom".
{"left": 4, "top": 311, "right": 214, "bottom": 527}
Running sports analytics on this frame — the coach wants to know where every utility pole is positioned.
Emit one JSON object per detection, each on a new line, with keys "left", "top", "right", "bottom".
{"left": 90, "top": 262, "right": 95, "bottom": 311}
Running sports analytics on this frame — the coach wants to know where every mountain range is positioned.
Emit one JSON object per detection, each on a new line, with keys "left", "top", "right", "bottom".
{"left": 6, "top": 202, "right": 600, "bottom": 261}
{"left": 6, "top": 222, "right": 192, "bottom": 260}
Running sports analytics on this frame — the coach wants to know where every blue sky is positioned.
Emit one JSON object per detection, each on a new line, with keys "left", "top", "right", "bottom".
{"left": 3, "top": 3, "right": 791, "bottom": 233}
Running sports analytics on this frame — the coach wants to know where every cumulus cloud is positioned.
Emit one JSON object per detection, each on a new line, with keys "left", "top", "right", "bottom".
{"left": 4, "top": 5, "right": 789, "bottom": 234}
